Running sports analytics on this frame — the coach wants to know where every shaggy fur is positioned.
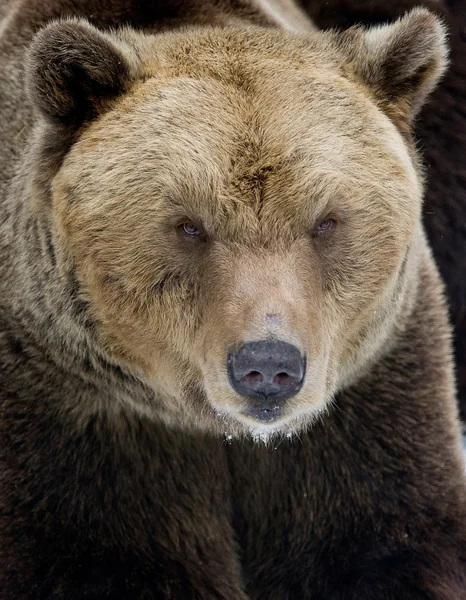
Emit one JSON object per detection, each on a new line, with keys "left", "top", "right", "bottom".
{"left": 305, "top": 0, "right": 466, "bottom": 419}
{"left": 0, "top": 0, "right": 465, "bottom": 599}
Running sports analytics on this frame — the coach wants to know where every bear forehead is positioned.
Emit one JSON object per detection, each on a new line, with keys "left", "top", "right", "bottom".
{"left": 61, "top": 30, "right": 420, "bottom": 236}
{"left": 134, "top": 27, "right": 417, "bottom": 181}
{"left": 74, "top": 74, "right": 415, "bottom": 195}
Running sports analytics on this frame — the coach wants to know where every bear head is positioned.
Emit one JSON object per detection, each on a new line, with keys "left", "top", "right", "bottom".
{"left": 26, "top": 10, "right": 447, "bottom": 438}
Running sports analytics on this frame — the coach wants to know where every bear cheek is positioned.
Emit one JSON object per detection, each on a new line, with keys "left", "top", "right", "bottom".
{"left": 327, "top": 235, "right": 415, "bottom": 391}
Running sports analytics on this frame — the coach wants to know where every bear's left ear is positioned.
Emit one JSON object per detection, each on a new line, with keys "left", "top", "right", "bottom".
{"left": 338, "top": 8, "right": 448, "bottom": 128}
{"left": 27, "top": 20, "right": 139, "bottom": 127}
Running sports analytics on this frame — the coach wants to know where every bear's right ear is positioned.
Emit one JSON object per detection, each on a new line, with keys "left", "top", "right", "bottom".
{"left": 27, "top": 20, "right": 137, "bottom": 127}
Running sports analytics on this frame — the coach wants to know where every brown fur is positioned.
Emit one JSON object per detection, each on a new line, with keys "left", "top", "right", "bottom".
{"left": 305, "top": 0, "right": 466, "bottom": 421}
{"left": 0, "top": 0, "right": 465, "bottom": 598}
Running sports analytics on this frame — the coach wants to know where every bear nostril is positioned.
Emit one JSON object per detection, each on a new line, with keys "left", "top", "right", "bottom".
{"left": 243, "top": 371, "right": 264, "bottom": 385}
{"left": 273, "top": 372, "right": 293, "bottom": 386}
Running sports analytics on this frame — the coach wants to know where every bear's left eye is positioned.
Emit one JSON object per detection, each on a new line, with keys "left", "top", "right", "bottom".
{"left": 313, "top": 217, "right": 337, "bottom": 237}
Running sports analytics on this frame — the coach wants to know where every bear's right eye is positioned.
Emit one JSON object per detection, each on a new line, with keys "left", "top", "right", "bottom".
{"left": 313, "top": 217, "right": 337, "bottom": 237}
{"left": 182, "top": 223, "right": 200, "bottom": 236}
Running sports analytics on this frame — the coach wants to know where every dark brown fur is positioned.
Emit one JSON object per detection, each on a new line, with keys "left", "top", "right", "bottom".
{"left": 1, "top": 1, "right": 465, "bottom": 599}
{"left": 1, "top": 263, "right": 465, "bottom": 599}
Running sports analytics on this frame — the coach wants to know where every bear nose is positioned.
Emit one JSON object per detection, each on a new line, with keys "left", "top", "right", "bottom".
{"left": 227, "top": 340, "right": 306, "bottom": 415}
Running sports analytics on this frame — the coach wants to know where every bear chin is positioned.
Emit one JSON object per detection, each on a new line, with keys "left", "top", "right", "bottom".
{"left": 210, "top": 402, "right": 330, "bottom": 441}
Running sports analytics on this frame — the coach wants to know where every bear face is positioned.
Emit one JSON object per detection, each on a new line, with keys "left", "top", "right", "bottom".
{"left": 27, "top": 11, "right": 446, "bottom": 438}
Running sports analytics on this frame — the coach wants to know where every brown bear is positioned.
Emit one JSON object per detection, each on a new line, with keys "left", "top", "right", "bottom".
{"left": 304, "top": 0, "right": 466, "bottom": 421}
{"left": 0, "top": 1, "right": 465, "bottom": 599}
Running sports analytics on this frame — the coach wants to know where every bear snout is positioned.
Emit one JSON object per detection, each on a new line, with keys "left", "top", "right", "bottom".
{"left": 226, "top": 340, "right": 306, "bottom": 421}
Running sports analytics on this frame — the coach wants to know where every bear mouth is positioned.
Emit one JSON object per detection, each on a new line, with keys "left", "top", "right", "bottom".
{"left": 239, "top": 404, "right": 285, "bottom": 424}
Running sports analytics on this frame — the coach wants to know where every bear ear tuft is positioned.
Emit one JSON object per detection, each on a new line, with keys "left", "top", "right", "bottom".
{"left": 339, "top": 8, "right": 448, "bottom": 127}
{"left": 27, "top": 20, "right": 135, "bottom": 127}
